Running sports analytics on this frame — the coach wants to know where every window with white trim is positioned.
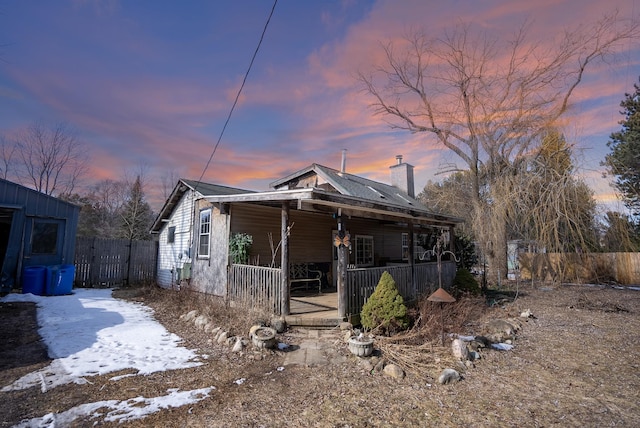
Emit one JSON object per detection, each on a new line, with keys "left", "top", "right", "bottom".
{"left": 198, "top": 209, "right": 211, "bottom": 258}
{"left": 355, "top": 235, "right": 374, "bottom": 267}
{"left": 402, "top": 232, "right": 431, "bottom": 261}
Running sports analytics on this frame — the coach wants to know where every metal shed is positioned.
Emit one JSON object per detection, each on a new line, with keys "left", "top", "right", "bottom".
{"left": 0, "top": 179, "right": 79, "bottom": 294}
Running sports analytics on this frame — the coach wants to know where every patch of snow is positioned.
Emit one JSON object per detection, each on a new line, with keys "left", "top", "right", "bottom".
{"left": 1, "top": 289, "right": 203, "bottom": 392}
{"left": 12, "top": 387, "right": 215, "bottom": 427}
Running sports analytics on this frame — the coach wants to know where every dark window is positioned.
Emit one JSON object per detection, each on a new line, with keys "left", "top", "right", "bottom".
{"left": 32, "top": 221, "right": 59, "bottom": 254}
{"left": 167, "top": 226, "right": 176, "bottom": 244}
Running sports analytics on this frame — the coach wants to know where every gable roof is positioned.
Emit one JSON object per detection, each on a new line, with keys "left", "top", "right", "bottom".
{"left": 204, "top": 163, "right": 462, "bottom": 227}
{"left": 270, "top": 163, "right": 426, "bottom": 212}
{"left": 150, "top": 179, "right": 253, "bottom": 233}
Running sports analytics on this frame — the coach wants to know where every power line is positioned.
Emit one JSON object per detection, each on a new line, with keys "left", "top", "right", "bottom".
{"left": 195, "top": 0, "right": 278, "bottom": 187}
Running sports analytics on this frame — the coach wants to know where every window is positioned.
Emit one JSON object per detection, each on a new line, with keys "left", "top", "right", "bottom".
{"left": 402, "top": 232, "right": 431, "bottom": 261}
{"left": 32, "top": 220, "right": 59, "bottom": 255}
{"left": 167, "top": 226, "right": 176, "bottom": 244}
{"left": 402, "top": 233, "right": 409, "bottom": 261}
{"left": 198, "top": 209, "right": 211, "bottom": 258}
{"left": 355, "top": 235, "right": 374, "bottom": 267}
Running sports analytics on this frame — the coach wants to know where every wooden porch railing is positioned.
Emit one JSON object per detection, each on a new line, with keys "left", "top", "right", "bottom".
{"left": 227, "top": 261, "right": 457, "bottom": 318}
{"left": 228, "top": 264, "right": 283, "bottom": 314}
{"left": 345, "top": 261, "right": 456, "bottom": 317}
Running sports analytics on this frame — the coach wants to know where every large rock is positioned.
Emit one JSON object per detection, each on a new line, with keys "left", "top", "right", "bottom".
{"left": 438, "top": 368, "right": 461, "bottom": 385}
{"left": 194, "top": 315, "right": 209, "bottom": 329}
{"left": 383, "top": 364, "right": 405, "bottom": 379}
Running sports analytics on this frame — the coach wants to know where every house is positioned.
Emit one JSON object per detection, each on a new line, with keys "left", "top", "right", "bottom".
{"left": 0, "top": 178, "right": 79, "bottom": 294}
{"left": 150, "top": 179, "right": 253, "bottom": 288}
{"left": 151, "top": 155, "right": 462, "bottom": 320}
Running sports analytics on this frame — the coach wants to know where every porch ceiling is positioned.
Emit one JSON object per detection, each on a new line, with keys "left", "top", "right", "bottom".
{"left": 203, "top": 188, "right": 462, "bottom": 228}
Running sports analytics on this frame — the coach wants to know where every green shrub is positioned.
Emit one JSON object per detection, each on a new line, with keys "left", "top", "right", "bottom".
{"left": 453, "top": 268, "right": 481, "bottom": 296}
{"left": 360, "top": 271, "right": 408, "bottom": 335}
{"left": 229, "top": 233, "right": 253, "bottom": 264}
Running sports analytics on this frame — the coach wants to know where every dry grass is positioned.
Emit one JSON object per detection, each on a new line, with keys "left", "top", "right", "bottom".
{"left": 1, "top": 282, "right": 639, "bottom": 427}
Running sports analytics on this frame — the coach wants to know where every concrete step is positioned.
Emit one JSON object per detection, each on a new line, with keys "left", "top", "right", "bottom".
{"left": 284, "top": 315, "right": 345, "bottom": 328}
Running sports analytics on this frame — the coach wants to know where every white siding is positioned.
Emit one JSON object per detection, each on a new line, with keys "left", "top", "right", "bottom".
{"left": 156, "top": 191, "right": 196, "bottom": 288}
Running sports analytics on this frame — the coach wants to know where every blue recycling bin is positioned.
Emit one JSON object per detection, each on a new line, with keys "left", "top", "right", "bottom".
{"left": 22, "top": 266, "right": 46, "bottom": 295}
{"left": 45, "top": 264, "right": 75, "bottom": 295}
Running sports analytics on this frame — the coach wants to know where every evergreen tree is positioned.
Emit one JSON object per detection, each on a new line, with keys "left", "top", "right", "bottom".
{"left": 604, "top": 78, "right": 640, "bottom": 216}
{"left": 119, "top": 175, "right": 154, "bottom": 240}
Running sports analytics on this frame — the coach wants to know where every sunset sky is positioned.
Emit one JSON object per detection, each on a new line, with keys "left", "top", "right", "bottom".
{"left": 1, "top": 0, "right": 639, "bottom": 210}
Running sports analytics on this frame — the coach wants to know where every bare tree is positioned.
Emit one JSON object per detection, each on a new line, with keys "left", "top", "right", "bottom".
{"left": 0, "top": 134, "right": 16, "bottom": 180}
{"left": 15, "top": 121, "right": 89, "bottom": 195}
{"left": 360, "top": 13, "right": 639, "bottom": 282}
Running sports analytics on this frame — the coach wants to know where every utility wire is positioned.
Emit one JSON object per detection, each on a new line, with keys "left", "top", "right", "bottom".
{"left": 195, "top": 0, "right": 278, "bottom": 188}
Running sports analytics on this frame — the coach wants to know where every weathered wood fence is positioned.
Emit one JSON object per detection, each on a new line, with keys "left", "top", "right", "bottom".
{"left": 74, "top": 237, "right": 158, "bottom": 287}
{"left": 519, "top": 252, "right": 640, "bottom": 285}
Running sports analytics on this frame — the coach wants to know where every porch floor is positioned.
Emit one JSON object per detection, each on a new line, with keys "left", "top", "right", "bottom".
{"left": 286, "top": 291, "right": 345, "bottom": 328}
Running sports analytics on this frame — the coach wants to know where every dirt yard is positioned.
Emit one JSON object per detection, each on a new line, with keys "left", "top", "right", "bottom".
{"left": 1, "top": 282, "right": 639, "bottom": 427}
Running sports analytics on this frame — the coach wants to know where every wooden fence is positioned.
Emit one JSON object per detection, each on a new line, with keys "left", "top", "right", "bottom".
{"left": 74, "top": 237, "right": 158, "bottom": 287}
{"left": 518, "top": 252, "right": 640, "bottom": 285}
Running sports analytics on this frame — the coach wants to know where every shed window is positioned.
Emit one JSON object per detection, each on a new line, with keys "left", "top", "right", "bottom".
{"left": 355, "top": 235, "right": 374, "bottom": 267}
{"left": 32, "top": 220, "right": 59, "bottom": 255}
{"left": 198, "top": 209, "right": 211, "bottom": 258}
{"left": 167, "top": 226, "right": 176, "bottom": 244}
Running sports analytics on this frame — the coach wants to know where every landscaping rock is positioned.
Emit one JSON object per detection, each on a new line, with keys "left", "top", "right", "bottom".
{"left": 383, "top": 364, "right": 405, "bottom": 379}
{"left": 451, "top": 339, "right": 469, "bottom": 361}
{"left": 270, "top": 317, "right": 286, "bottom": 333}
{"left": 438, "top": 368, "right": 461, "bottom": 385}
{"left": 339, "top": 322, "right": 353, "bottom": 331}
{"left": 181, "top": 310, "right": 198, "bottom": 322}
{"left": 217, "top": 331, "right": 228, "bottom": 344}
{"left": 194, "top": 315, "right": 209, "bottom": 329}
{"left": 232, "top": 337, "right": 244, "bottom": 353}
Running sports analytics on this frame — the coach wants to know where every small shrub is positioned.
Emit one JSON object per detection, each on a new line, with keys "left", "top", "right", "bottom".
{"left": 360, "top": 271, "right": 408, "bottom": 335}
{"left": 453, "top": 268, "right": 481, "bottom": 296}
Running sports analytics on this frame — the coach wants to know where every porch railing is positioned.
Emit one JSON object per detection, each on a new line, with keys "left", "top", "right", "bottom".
{"left": 227, "top": 261, "right": 457, "bottom": 317}
{"left": 345, "top": 261, "right": 456, "bottom": 317}
{"left": 228, "top": 264, "right": 283, "bottom": 314}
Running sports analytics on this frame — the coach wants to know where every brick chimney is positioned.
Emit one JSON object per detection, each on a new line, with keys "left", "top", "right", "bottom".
{"left": 389, "top": 155, "right": 415, "bottom": 198}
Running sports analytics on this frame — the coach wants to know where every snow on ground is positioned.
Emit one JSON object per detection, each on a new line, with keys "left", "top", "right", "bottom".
{"left": 1, "top": 288, "right": 213, "bottom": 425}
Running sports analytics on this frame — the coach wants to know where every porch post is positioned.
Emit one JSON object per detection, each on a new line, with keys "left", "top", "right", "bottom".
{"left": 409, "top": 223, "right": 416, "bottom": 298}
{"left": 337, "top": 245, "right": 347, "bottom": 319}
{"left": 280, "top": 202, "right": 290, "bottom": 315}
{"left": 336, "top": 213, "right": 347, "bottom": 319}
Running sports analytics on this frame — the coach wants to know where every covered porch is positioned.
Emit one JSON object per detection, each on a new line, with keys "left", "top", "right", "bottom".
{"left": 228, "top": 261, "right": 457, "bottom": 325}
